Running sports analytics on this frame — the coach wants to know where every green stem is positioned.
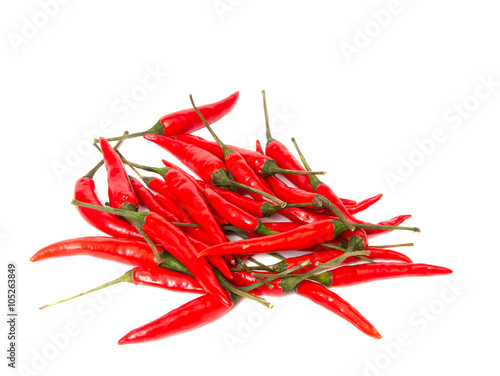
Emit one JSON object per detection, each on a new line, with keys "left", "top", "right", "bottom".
{"left": 190, "top": 95, "right": 233, "bottom": 158}
{"left": 105, "top": 121, "right": 164, "bottom": 142}
{"left": 39, "top": 270, "right": 134, "bottom": 309}
{"left": 234, "top": 256, "right": 273, "bottom": 289}
{"left": 226, "top": 180, "right": 286, "bottom": 208}
{"left": 352, "top": 223, "right": 421, "bottom": 232}
{"left": 71, "top": 200, "right": 145, "bottom": 222}
{"left": 370, "top": 243, "right": 414, "bottom": 248}
{"left": 128, "top": 217, "right": 162, "bottom": 263}
{"left": 262, "top": 90, "right": 275, "bottom": 145}
{"left": 314, "top": 195, "right": 355, "bottom": 231}
{"left": 290, "top": 137, "right": 323, "bottom": 189}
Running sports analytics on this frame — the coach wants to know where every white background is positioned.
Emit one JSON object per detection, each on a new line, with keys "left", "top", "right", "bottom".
{"left": 1, "top": 1, "right": 500, "bottom": 375}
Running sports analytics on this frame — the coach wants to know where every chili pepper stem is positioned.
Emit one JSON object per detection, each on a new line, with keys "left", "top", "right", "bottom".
{"left": 39, "top": 270, "right": 134, "bottom": 309}
{"left": 70, "top": 200, "right": 161, "bottom": 263}
{"left": 262, "top": 90, "right": 276, "bottom": 145}
{"left": 260, "top": 160, "right": 326, "bottom": 177}
{"left": 315, "top": 195, "right": 355, "bottom": 231}
{"left": 234, "top": 256, "right": 273, "bottom": 289}
{"left": 370, "top": 243, "right": 415, "bottom": 248}
{"left": 351, "top": 223, "right": 421, "bottom": 232}
{"left": 105, "top": 121, "right": 164, "bottom": 142}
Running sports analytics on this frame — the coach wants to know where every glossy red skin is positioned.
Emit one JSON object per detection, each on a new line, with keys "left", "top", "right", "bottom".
{"left": 198, "top": 220, "right": 336, "bottom": 257}
{"left": 224, "top": 151, "right": 277, "bottom": 203}
{"left": 198, "top": 182, "right": 269, "bottom": 218}
{"left": 266, "top": 175, "right": 316, "bottom": 205}
{"left": 144, "top": 134, "right": 225, "bottom": 183}
{"left": 140, "top": 180, "right": 231, "bottom": 278}
{"left": 131, "top": 178, "right": 179, "bottom": 223}
{"left": 296, "top": 280, "right": 382, "bottom": 339}
{"left": 161, "top": 160, "right": 228, "bottom": 226}
{"left": 315, "top": 183, "right": 358, "bottom": 222}
{"left": 159, "top": 91, "right": 239, "bottom": 136}
{"left": 155, "top": 192, "right": 216, "bottom": 246}
{"left": 266, "top": 140, "right": 313, "bottom": 191}
{"left": 143, "top": 212, "right": 232, "bottom": 308}
{"left": 74, "top": 178, "right": 143, "bottom": 240}
{"left": 308, "top": 194, "right": 382, "bottom": 216}
{"left": 184, "top": 235, "right": 232, "bottom": 280}
{"left": 203, "top": 187, "right": 260, "bottom": 232}
{"left": 278, "top": 207, "right": 332, "bottom": 224}
{"left": 276, "top": 247, "right": 412, "bottom": 274}
{"left": 30, "top": 236, "right": 160, "bottom": 266}
{"left": 100, "top": 137, "right": 139, "bottom": 209}
{"left": 118, "top": 294, "right": 231, "bottom": 344}
{"left": 326, "top": 263, "right": 452, "bottom": 287}
{"left": 133, "top": 266, "right": 204, "bottom": 293}
{"left": 164, "top": 168, "right": 227, "bottom": 245}
{"left": 255, "top": 139, "right": 264, "bottom": 154}
{"left": 344, "top": 194, "right": 383, "bottom": 215}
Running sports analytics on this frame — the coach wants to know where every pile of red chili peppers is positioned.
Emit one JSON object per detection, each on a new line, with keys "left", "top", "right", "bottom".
{"left": 32, "top": 90, "right": 452, "bottom": 344}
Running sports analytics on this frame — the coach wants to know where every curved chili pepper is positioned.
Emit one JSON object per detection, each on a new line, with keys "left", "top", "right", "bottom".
{"left": 255, "top": 139, "right": 264, "bottom": 154}
{"left": 296, "top": 280, "right": 382, "bottom": 339}
{"left": 30, "top": 236, "right": 161, "bottom": 266}
{"left": 164, "top": 168, "right": 228, "bottom": 245}
{"left": 129, "top": 175, "right": 232, "bottom": 278}
{"left": 118, "top": 293, "right": 234, "bottom": 345}
{"left": 132, "top": 266, "right": 204, "bottom": 293}
{"left": 161, "top": 160, "right": 228, "bottom": 226}
{"left": 106, "top": 91, "right": 239, "bottom": 142}
{"left": 266, "top": 248, "right": 413, "bottom": 273}
{"left": 309, "top": 193, "right": 383, "bottom": 216}
{"left": 265, "top": 175, "right": 354, "bottom": 231}
{"left": 203, "top": 186, "right": 274, "bottom": 234}
{"left": 310, "top": 262, "right": 452, "bottom": 287}
{"left": 197, "top": 182, "right": 282, "bottom": 217}
{"left": 364, "top": 215, "right": 412, "bottom": 237}
{"left": 130, "top": 177, "right": 179, "bottom": 222}
{"left": 99, "top": 137, "right": 139, "bottom": 210}
{"left": 71, "top": 201, "right": 232, "bottom": 308}
{"left": 177, "top": 134, "right": 326, "bottom": 178}
{"left": 198, "top": 219, "right": 346, "bottom": 257}
{"left": 74, "top": 174, "right": 142, "bottom": 240}
{"left": 144, "top": 134, "right": 283, "bottom": 206}
{"left": 142, "top": 212, "right": 232, "bottom": 307}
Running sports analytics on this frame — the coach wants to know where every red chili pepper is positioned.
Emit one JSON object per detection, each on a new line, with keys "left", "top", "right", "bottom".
{"left": 177, "top": 134, "right": 326, "bottom": 178}
{"left": 310, "top": 262, "right": 452, "bottom": 287}
{"left": 130, "top": 176, "right": 179, "bottom": 223}
{"left": 99, "top": 137, "right": 139, "bottom": 210}
{"left": 364, "top": 215, "right": 412, "bottom": 237}
{"left": 310, "top": 193, "right": 383, "bottom": 216}
{"left": 198, "top": 219, "right": 346, "bottom": 257}
{"left": 255, "top": 139, "right": 264, "bottom": 154}
{"left": 30, "top": 236, "right": 161, "bottom": 266}
{"left": 197, "top": 181, "right": 283, "bottom": 217}
{"left": 74, "top": 172, "right": 142, "bottom": 241}
{"left": 118, "top": 294, "right": 233, "bottom": 344}
{"left": 106, "top": 91, "right": 239, "bottom": 142}
{"left": 145, "top": 134, "right": 284, "bottom": 206}
{"left": 265, "top": 174, "right": 355, "bottom": 231}
{"left": 161, "top": 159, "right": 228, "bottom": 226}
{"left": 71, "top": 201, "right": 232, "bottom": 308}
{"left": 141, "top": 212, "right": 232, "bottom": 307}
{"left": 296, "top": 280, "right": 382, "bottom": 339}
{"left": 266, "top": 247, "right": 413, "bottom": 273}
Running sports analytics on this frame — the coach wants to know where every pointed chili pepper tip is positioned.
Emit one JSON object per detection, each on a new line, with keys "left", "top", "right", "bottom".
{"left": 371, "top": 329, "right": 383, "bottom": 340}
